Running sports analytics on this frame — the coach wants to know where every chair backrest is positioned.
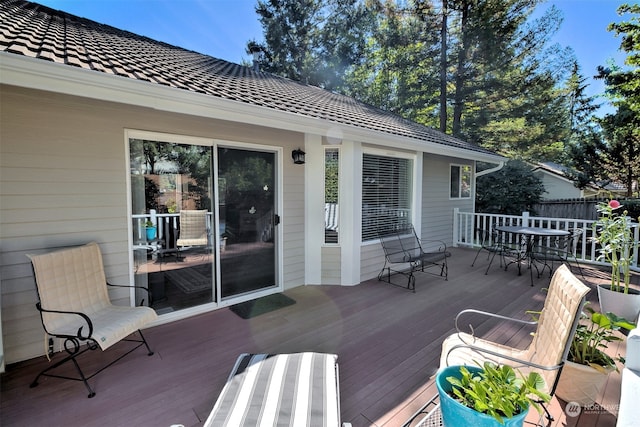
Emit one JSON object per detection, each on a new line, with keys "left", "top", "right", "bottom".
{"left": 525, "top": 264, "right": 590, "bottom": 392}
{"left": 178, "top": 209, "right": 208, "bottom": 245}
{"left": 27, "top": 242, "right": 111, "bottom": 331}
{"left": 378, "top": 224, "right": 422, "bottom": 263}
{"left": 475, "top": 227, "right": 502, "bottom": 248}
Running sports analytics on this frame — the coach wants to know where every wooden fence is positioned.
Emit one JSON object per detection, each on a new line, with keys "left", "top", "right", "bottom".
{"left": 532, "top": 198, "right": 640, "bottom": 221}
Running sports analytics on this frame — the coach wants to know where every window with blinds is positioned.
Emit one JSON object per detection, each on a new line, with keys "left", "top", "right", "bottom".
{"left": 362, "top": 154, "right": 412, "bottom": 241}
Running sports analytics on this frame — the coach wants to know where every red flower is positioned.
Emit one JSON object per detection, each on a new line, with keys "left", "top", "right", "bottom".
{"left": 609, "top": 200, "right": 621, "bottom": 209}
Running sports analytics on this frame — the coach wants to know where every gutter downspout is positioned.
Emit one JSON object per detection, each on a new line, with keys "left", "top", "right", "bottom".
{"left": 475, "top": 161, "right": 505, "bottom": 177}
{"left": 471, "top": 161, "right": 505, "bottom": 221}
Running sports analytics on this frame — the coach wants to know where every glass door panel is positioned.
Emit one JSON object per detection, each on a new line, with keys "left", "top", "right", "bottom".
{"left": 130, "top": 139, "right": 215, "bottom": 313}
{"left": 217, "top": 147, "right": 277, "bottom": 299}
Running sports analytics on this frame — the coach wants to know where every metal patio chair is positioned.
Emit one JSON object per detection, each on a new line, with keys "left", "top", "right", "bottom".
{"left": 440, "top": 264, "right": 590, "bottom": 424}
{"left": 531, "top": 228, "right": 585, "bottom": 279}
{"left": 377, "top": 224, "right": 449, "bottom": 292}
{"left": 26, "top": 242, "right": 157, "bottom": 398}
{"left": 471, "top": 226, "right": 507, "bottom": 274}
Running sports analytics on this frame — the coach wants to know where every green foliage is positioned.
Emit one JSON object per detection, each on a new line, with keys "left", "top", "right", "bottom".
{"left": 597, "top": 104, "right": 640, "bottom": 197}
{"left": 325, "top": 150, "right": 339, "bottom": 203}
{"left": 599, "top": 4, "right": 640, "bottom": 114}
{"left": 343, "top": 0, "right": 441, "bottom": 126}
{"left": 251, "top": 0, "right": 373, "bottom": 91}
{"left": 249, "top": 0, "right": 620, "bottom": 166}
{"left": 568, "top": 305, "right": 636, "bottom": 371}
{"left": 446, "top": 362, "right": 550, "bottom": 424}
{"left": 590, "top": 4, "right": 640, "bottom": 196}
{"left": 475, "top": 160, "right": 544, "bottom": 214}
{"left": 593, "top": 200, "right": 640, "bottom": 293}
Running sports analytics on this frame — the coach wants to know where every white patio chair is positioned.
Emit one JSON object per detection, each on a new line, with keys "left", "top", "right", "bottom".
{"left": 27, "top": 242, "right": 157, "bottom": 398}
{"left": 176, "top": 209, "right": 209, "bottom": 259}
{"left": 440, "top": 264, "right": 590, "bottom": 423}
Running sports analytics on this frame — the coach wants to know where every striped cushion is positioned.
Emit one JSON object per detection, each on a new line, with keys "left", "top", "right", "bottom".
{"left": 204, "top": 352, "right": 340, "bottom": 427}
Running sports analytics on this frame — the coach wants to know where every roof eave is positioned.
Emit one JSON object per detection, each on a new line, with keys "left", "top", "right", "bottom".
{"left": 1, "top": 53, "right": 504, "bottom": 163}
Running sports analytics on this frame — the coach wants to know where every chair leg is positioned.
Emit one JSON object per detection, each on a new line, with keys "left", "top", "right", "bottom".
{"left": 484, "top": 250, "right": 499, "bottom": 275}
{"left": 30, "top": 337, "right": 97, "bottom": 398}
{"left": 471, "top": 247, "right": 484, "bottom": 267}
{"left": 138, "top": 329, "right": 154, "bottom": 356}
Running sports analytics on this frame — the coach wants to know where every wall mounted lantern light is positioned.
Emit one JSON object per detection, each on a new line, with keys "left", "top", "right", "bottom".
{"left": 292, "top": 148, "right": 306, "bottom": 164}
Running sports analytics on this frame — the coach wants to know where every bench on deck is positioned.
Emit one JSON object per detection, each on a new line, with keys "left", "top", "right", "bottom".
{"left": 377, "top": 224, "right": 450, "bottom": 292}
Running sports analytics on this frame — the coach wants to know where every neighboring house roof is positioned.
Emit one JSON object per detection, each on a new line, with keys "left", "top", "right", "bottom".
{"left": 0, "top": 0, "right": 500, "bottom": 159}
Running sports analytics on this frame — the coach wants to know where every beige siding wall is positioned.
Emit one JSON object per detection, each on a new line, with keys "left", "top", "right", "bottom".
{"left": 422, "top": 154, "right": 473, "bottom": 245}
{"left": 534, "top": 171, "right": 583, "bottom": 200}
{"left": 0, "top": 85, "right": 305, "bottom": 363}
{"left": 321, "top": 246, "right": 341, "bottom": 284}
{"left": 360, "top": 243, "right": 385, "bottom": 282}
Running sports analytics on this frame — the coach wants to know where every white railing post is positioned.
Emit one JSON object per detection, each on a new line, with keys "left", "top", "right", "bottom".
{"left": 521, "top": 211, "right": 530, "bottom": 226}
{"left": 453, "top": 208, "right": 460, "bottom": 247}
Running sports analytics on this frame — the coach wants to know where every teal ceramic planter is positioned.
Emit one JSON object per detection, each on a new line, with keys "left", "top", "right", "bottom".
{"left": 145, "top": 226, "right": 157, "bottom": 240}
{"left": 436, "top": 365, "right": 529, "bottom": 427}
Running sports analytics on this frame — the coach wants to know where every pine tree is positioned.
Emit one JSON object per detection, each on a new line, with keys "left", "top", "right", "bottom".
{"left": 596, "top": 4, "right": 640, "bottom": 196}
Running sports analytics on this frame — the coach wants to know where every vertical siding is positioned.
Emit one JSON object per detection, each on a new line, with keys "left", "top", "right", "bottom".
{"left": 0, "top": 85, "right": 305, "bottom": 363}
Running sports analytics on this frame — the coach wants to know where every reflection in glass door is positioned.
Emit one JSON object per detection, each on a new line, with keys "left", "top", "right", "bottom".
{"left": 130, "top": 139, "right": 215, "bottom": 313}
{"left": 217, "top": 147, "right": 277, "bottom": 299}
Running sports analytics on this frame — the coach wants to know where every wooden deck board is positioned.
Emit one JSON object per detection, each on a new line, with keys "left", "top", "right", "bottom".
{"left": 1, "top": 247, "right": 628, "bottom": 427}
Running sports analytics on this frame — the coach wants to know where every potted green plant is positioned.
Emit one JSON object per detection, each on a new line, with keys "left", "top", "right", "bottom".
{"left": 555, "top": 306, "right": 636, "bottom": 406}
{"left": 436, "top": 362, "right": 550, "bottom": 427}
{"left": 593, "top": 200, "right": 640, "bottom": 320}
{"left": 145, "top": 219, "right": 157, "bottom": 240}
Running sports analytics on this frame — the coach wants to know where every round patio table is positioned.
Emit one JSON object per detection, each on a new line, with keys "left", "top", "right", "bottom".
{"left": 495, "top": 226, "right": 570, "bottom": 286}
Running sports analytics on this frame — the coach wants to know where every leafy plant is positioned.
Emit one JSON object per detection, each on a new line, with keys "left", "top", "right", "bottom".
{"left": 144, "top": 220, "right": 155, "bottom": 228}
{"left": 568, "top": 305, "right": 636, "bottom": 372}
{"left": 593, "top": 199, "right": 639, "bottom": 293}
{"left": 446, "top": 362, "right": 550, "bottom": 424}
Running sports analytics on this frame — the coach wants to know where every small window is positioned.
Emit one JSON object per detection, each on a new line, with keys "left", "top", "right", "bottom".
{"left": 325, "top": 149, "right": 339, "bottom": 244}
{"left": 450, "top": 164, "right": 471, "bottom": 199}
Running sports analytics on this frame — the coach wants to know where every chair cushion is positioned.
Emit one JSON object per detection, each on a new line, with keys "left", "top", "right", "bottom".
{"left": 27, "top": 242, "right": 157, "bottom": 350}
{"left": 204, "top": 352, "right": 340, "bottom": 427}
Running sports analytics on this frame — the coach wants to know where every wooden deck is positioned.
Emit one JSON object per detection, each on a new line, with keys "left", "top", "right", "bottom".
{"left": 1, "top": 247, "right": 630, "bottom": 427}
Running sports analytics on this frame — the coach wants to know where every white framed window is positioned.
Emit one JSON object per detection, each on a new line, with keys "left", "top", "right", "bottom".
{"left": 362, "top": 153, "right": 413, "bottom": 241}
{"left": 450, "top": 164, "right": 472, "bottom": 199}
{"left": 324, "top": 148, "right": 339, "bottom": 244}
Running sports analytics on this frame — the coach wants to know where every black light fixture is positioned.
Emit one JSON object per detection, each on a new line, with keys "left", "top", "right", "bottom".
{"left": 292, "top": 148, "right": 306, "bottom": 164}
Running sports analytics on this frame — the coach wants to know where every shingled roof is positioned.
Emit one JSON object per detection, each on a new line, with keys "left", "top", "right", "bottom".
{"left": 0, "top": 0, "right": 496, "bottom": 156}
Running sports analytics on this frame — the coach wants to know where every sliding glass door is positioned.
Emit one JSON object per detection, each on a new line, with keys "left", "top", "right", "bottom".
{"left": 129, "top": 135, "right": 279, "bottom": 314}
{"left": 130, "top": 139, "right": 215, "bottom": 313}
{"left": 217, "top": 147, "right": 277, "bottom": 299}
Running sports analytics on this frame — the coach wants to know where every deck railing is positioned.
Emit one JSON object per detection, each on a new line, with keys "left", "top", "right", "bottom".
{"left": 452, "top": 208, "right": 639, "bottom": 270}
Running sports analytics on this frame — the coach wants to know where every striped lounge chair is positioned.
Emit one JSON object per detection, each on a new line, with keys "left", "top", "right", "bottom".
{"left": 204, "top": 352, "right": 348, "bottom": 427}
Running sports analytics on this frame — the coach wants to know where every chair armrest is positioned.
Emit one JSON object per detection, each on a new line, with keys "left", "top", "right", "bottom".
{"left": 107, "top": 282, "right": 151, "bottom": 306}
{"left": 454, "top": 309, "right": 537, "bottom": 336}
{"left": 35, "top": 302, "right": 94, "bottom": 340}
{"left": 420, "top": 238, "right": 447, "bottom": 252}
{"left": 445, "top": 342, "right": 562, "bottom": 373}
{"left": 107, "top": 282, "right": 150, "bottom": 293}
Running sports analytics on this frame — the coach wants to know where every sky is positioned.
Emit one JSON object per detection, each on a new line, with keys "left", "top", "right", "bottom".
{"left": 35, "top": 0, "right": 630, "bottom": 116}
